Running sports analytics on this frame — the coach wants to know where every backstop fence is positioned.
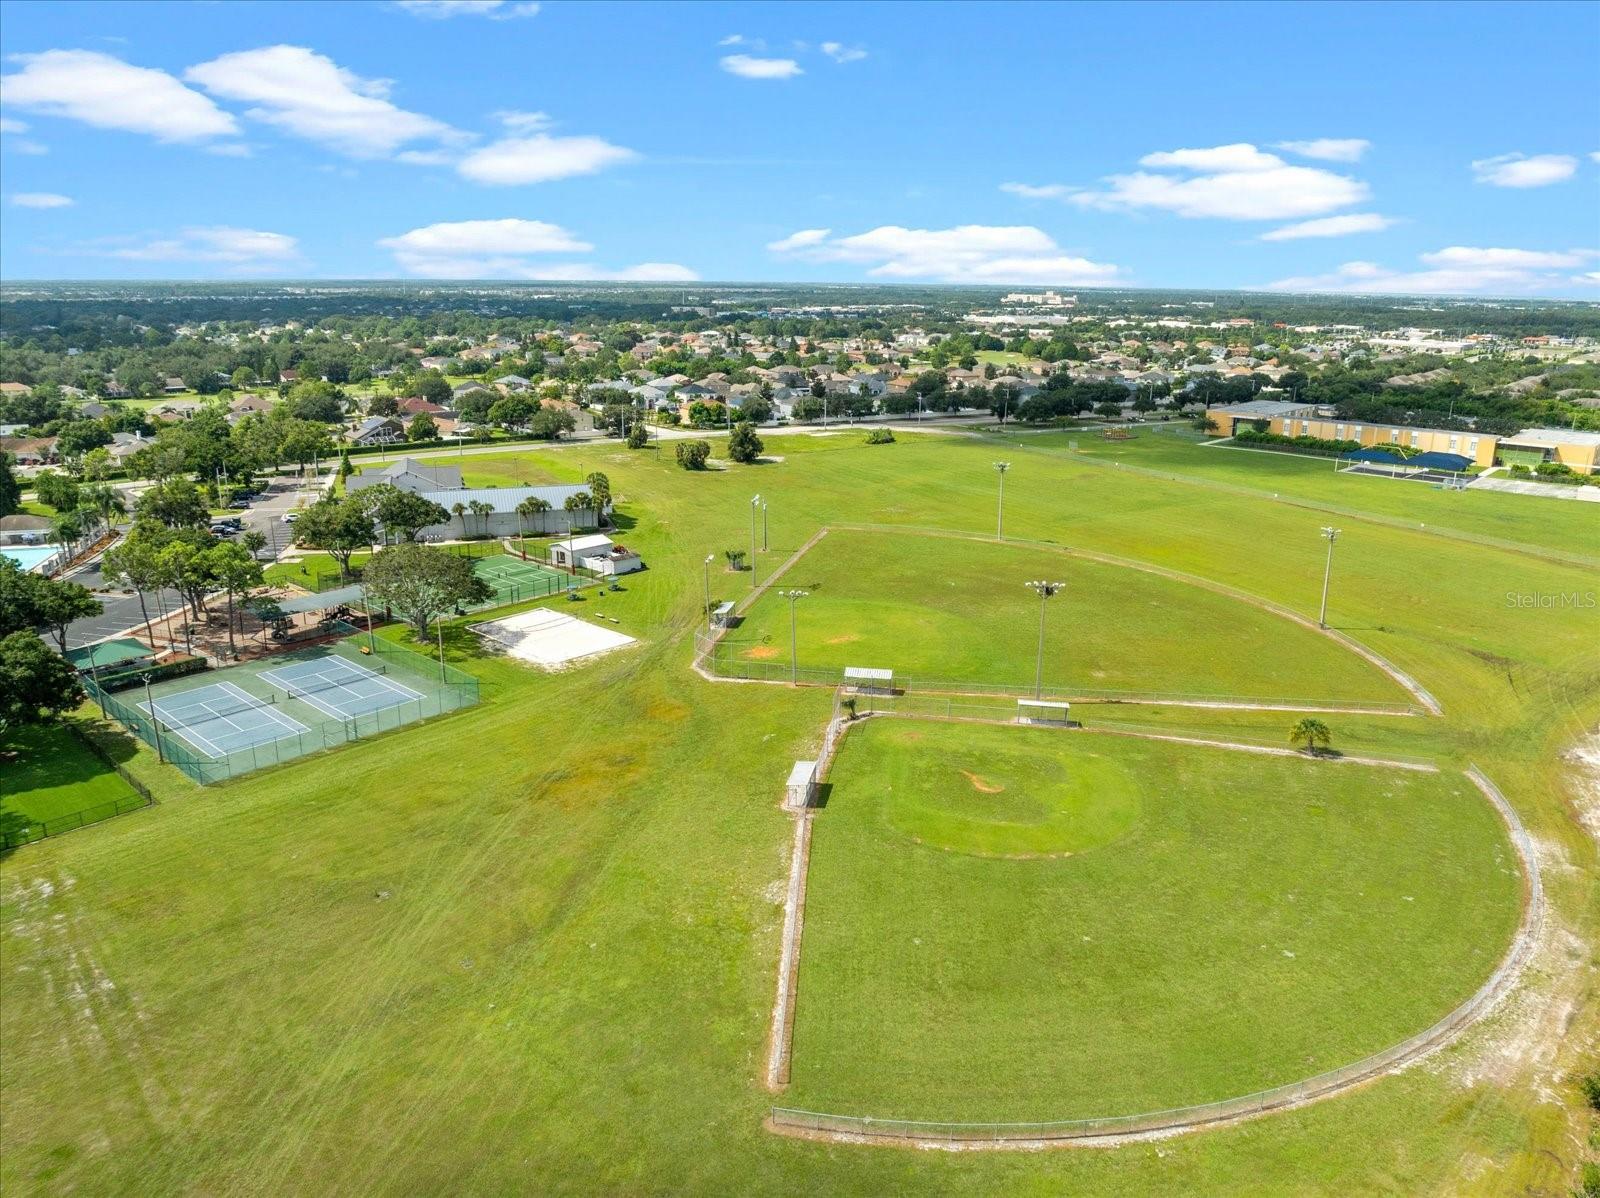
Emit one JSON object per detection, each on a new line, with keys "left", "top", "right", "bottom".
{"left": 770, "top": 762, "right": 1541, "bottom": 1145}
{"left": 693, "top": 629, "right": 1421, "bottom": 715}
{"left": 82, "top": 621, "right": 480, "bottom": 785}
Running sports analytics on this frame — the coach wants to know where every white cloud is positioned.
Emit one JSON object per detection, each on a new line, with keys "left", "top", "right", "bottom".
{"left": 8, "top": 139, "right": 48, "bottom": 155}
{"left": 820, "top": 42, "right": 868, "bottom": 64}
{"left": 11, "top": 191, "right": 73, "bottom": 208}
{"left": 718, "top": 34, "right": 765, "bottom": 49}
{"left": 765, "top": 228, "right": 832, "bottom": 253}
{"left": 377, "top": 217, "right": 693, "bottom": 280}
{"left": 767, "top": 223, "right": 1120, "bottom": 284}
{"left": 205, "top": 142, "right": 254, "bottom": 158}
{"left": 1260, "top": 213, "right": 1397, "bottom": 241}
{"left": 1265, "top": 245, "right": 1599, "bottom": 296}
{"left": 1139, "top": 143, "right": 1283, "bottom": 172}
{"left": 1000, "top": 182, "right": 1077, "bottom": 200}
{"left": 186, "top": 45, "right": 459, "bottom": 159}
{"left": 1071, "top": 143, "right": 1368, "bottom": 221}
{"left": 1, "top": 49, "right": 238, "bottom": 142}
{"left": 0, "top": 117, "right": 28, "bottom": 133}
{"left": 1275, "top": 138, "right": 1371, "bottom": 163}
{"left": 1470, "top": 152, "right": 1578, "bottom": 188}
{"left": 394, "top": 1, "right": 540, "bottom": 17}
{"left": 719, "top": 55, "right": 803, "bottom": 80}
{"left": 1591, "top": 151, "right": 1600, "bottom": 164}
{"left": 456, "top": 130, "right": 636, "bottom": 185}
{"left": 78, "top": 226, "right": 301, "bottom": 268}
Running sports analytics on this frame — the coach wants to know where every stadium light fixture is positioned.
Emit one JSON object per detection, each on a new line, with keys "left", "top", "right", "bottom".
{"left": 778, "top": 588, "right": 808, "bottom": 683}
{"left": 750, "top": 494, "right": 762, "bottom": 587}
{"left": 1025, "top": 580, "right": 1066, "bottom": 698}
{"left": 993, "top": 462, "right": 1011, "bottom": 539}
{"left": 1318, "top": 527, "right": 1340, "bottom": 629}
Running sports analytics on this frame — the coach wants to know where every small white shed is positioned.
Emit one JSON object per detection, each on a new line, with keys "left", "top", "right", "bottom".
{"left": 785, "top": 760, "right": 819, "bottom": 809}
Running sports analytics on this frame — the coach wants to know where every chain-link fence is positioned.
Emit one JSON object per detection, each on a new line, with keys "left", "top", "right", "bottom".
{"left": 694, "top": 629, "right": 1421, "bottom": 715}
{"left": 83, "top": 621, "right": 480, "bottom": 785}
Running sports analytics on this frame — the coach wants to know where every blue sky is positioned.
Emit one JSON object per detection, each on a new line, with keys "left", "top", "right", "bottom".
{"left": 2, "top": 0, "right": 1597, "bottom": 295}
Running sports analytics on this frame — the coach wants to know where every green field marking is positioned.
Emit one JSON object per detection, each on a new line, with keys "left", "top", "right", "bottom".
{"left": 788, "top": 718, "right": 1523, "bottom": 1122}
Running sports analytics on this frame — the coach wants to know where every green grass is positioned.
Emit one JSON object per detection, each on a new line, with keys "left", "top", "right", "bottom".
{"left": 2, "top": 429, "right": 1596, "bottom": 1195}
{"left": 789, "top": 719, "right": 1521, "bottom": 1121}
{"left": 732, "top": 527, "right": 1410, "bottom": 703}
{"left": 0, "top": 722, "right": 140, "bottom": 831}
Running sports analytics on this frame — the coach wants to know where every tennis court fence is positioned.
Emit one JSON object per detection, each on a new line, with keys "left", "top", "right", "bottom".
{"left": 83, "top": 621, "right": 480, "bottom": 784}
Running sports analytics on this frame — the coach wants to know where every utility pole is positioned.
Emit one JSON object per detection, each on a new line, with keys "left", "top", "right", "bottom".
{"left": 761, "top": 501, "right": 769, "bottom": 552}
{"left": 1318, "top": 527, "right": 1340, "bottom": 629}
{"left": 437, "top": 619, "right": 447, "bottom": 681}
{"left": 1025, "top": 580, "right": 1065, "bottom": 698}
{"left": 993, "top": 462, "right": 1010, "bottom": 539}
{"left": 703, "top": 553, "right": 715, "bottom": 624}
{"left": 750, "top": 494, "right": 761, "bottom": 587}
{"left": 778, "top": 588, "right": 808, "bottom": 684}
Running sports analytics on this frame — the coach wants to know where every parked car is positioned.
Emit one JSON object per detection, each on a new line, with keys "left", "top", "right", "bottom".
{"left": 281, "top": 511, "right": 300, "bottom": 524}
{"left": 227, "top": 497, "right": 251, "bottom": 509}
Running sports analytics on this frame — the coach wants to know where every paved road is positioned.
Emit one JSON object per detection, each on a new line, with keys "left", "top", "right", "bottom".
{"left": 61, "top": 553, "right": 187, "bottom": 649}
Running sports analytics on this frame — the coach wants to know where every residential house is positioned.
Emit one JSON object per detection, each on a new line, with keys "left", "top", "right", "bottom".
{"left": 348, "top": 416, "right": 405, "bottom": 446}
{"left": 494, "top": 374, "right": 533, "bottom": 392}
{"left": 0, "top": 435, "right": 59, "bottom": 466}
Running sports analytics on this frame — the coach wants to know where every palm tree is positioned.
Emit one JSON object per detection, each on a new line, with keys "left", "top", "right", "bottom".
{"left": 468, "top": 499, "right": 494, "bottom": 540}
{"left": 1289, "top": 718, "right": 1333, "bottom": 756}
{"left": 450, "top": 501, "right": 467, "bottom": 539}
{"left": 81, "top": 483, "right": 126, "bottom": 538}
{"left": 50, "top": 509, "right": 86, "bottom": 560}
{"left": 562, "top": 491, "right": 596, "bottom": 573}
{"left": 585, "top": 472, "right": 612, "bottom": 525}
{"left": 515, "top": 496, "right": 551, "bottom": 552}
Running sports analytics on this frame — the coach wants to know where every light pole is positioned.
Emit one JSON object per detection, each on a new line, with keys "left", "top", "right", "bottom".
{"left": 761, "top": 501, "right": 769, "bottom": 552}
{"left": 1317, "top": 527, "right": 1340, "bottom": 628}
{"left": 993, "top": 462, "right": 1010, "bottom": 539}
{"left": 142, "top": 675, "right": 165, "bottom": 763}
{"left": 703, "top": 553, "right": 715, "bottom": 625}
{"left": 778, "top": 588, "right": 808, "bottom": 684}
{"left": 750, "top": 494, "right": 761, "bottom": 587}
{"left": 437, "top": 619, "right": 447, "bottom": 681}
{"left": 1025, "top": 580, "right": 1065, "bottom": 698}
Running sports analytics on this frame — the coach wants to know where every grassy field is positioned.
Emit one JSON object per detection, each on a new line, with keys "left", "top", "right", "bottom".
{"left": 2, "top": 428, "right": 1596, "bottom": 1195}
{"left": 788, "top": 719, "right": 1520, "bottom": 1121}
{"left": 0, "top": 722, "right": 141, "bottom": 834}
{"left": 730, "top": 526, "right": 1410, "bottom": 703}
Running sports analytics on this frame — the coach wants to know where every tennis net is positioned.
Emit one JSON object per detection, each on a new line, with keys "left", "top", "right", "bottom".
{"left": 275, "top": 664, "right": 387, "bottom": 700}
{"left": 161, "top": 691, "right": 276, "bottom": 723}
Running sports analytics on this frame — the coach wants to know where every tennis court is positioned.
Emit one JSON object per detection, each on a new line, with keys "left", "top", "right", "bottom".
{"left": 472, "top": 554, "right": 576, "bottom": 608}
{"left": 257, "top": 656, "right": 424, "bottom": 719}
{"left": 140, "top": 680, "right": 310, "bottom": 759}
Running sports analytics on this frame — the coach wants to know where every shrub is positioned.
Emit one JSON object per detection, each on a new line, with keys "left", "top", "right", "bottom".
{"left": 1580, "top": 1071, "right": 1600, "bottom": 1111}
{"left": 675, "top": 439, "right": 712, "bottom": 470}
{"left": 726, "top": 422, "right": 764, "bottom": 463}
{"left": 864, "top": 428, "right": 895, "bottom": 445}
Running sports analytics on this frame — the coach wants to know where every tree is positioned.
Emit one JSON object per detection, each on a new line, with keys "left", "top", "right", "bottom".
{"left": 368, "top": 393, "right": 399, "bottom": 417}
{"left": 203, "top": 540, "right": 263, "bottom": 657}
{"left": 50, "top": 509, "right": 88, "bottom": 558}
{"left": 278, "top": 418, "right": 334, "bottom": 468}
{"left": 27, "top": 574, "right": 103, "bottom": 653}
{"left": 726, "top": 422, "right": 764, "bottom": 464}
{"left": 417, "top": 370, "right": 452, "bottom": 406}
{"left": 292, "top": 496, "right": 376, "bottom": 579}
{"left": 0, "top": 455, "right": 19, "bottom": 518}
{"left": 676, "top": 439, "right": 711, "bottom": 470}
{"left": 584, "top": 471, "right": 611, "bottom": 514}
{"left": 80, "top": 482, "right": 126, "bottom": 536}
{"left": 33, "top": 470, "right": 80, "bottom": 512}
{"left": 515, "top": 496, "right": 551, "bottom": 544}
{"left": 467, "top": 499, "right": 494, "bottom": 538}
{"left": 102, "top": 533, "right": 167, "bottom": 632}
{"left": 358, "top": 483, "right": 449, "bottom": 543}
{"left": 1289, "top": 718, "right": 1333, "bottom": 756}
{"left": 0, "top": 631, "right": 84, "bottom": 735}
{"left": 562, "top": 490, "right": 596, "bottom": 530}
{"left": 361, "top": 543, "right": 492, "bottom": 638}
{"left": 626, "top": 420, "right": 649, "bottom": 449}
{"left": 724, "top": 548, "right": 746, "bottom": 572}
{"left": 407, "top": 412, "right": 440, "bottom": 441}
{"left": 136, "top": 477, "right": 209, "bottom": 529}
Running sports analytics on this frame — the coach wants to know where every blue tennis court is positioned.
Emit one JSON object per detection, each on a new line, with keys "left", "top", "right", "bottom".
{"left": 141, "top": 680, "right": 311, "bottom": 759}
{"left": 256, "top": 656, "right": 424, "bottom": 720}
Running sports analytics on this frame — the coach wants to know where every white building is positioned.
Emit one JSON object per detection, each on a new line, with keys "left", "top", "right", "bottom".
{"left": 548, "top": 533, "right": 643, "bottom": 576}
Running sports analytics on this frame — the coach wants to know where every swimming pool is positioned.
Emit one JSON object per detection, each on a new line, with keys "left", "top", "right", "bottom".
{"left": 0, "top": 544, "right": 63, "bottom": 574}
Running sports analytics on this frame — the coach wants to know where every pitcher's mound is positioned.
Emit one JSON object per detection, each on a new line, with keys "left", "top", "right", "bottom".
{"left": 470, "top": 607, "right": 636, "bottom": 669}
